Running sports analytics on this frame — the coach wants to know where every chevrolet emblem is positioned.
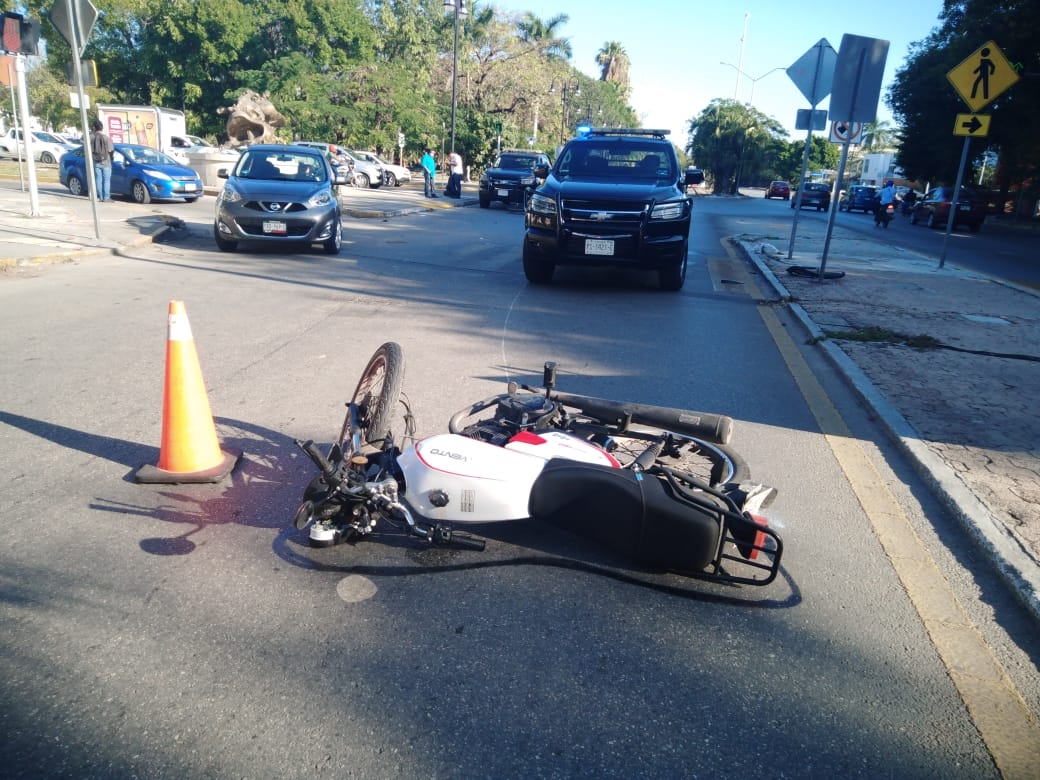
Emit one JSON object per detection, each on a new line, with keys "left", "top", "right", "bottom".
{"left": 591, "top": 212, "right": 610, "bottom": 221}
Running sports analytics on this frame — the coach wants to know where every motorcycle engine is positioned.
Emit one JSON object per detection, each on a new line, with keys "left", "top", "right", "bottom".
{"left": 462, "top": 393, "right": 559, "bottom": 446}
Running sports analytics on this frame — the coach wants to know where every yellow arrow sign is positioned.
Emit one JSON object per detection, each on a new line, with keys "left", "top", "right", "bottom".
{"left": 953, "top": 113, "right": 990, "bottom": 137}
{"left": 947, "top": 41, "right": 1019, "bottom": 112}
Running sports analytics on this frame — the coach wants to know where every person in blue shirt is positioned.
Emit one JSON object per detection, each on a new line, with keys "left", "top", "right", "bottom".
{"left": 421, "top": 149, "right": 437, "bottom": 198}
{"left": 875, "top": 180, "right": 897, "bottom": 226}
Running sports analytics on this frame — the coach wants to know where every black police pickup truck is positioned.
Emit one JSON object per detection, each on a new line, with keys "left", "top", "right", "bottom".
{"left": 478, "top": 149, "right": 551, "bottom": 209}
{"left": 522, "top": 128, "right": 703, "bottom": 291}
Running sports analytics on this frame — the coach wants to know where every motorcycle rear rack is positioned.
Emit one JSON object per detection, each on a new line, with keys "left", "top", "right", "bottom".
{"left": 657, "top": 467, "right": 783, "bottom": 586}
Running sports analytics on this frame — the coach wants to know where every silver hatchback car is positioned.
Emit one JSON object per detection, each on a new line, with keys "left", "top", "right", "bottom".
{"left": 213, "top": 144, "right": 347, "bottom": 254}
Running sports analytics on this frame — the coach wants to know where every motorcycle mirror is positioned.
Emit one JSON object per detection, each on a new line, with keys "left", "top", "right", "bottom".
{"left": 542, "top": 361, "right": 557, "bottom": 395}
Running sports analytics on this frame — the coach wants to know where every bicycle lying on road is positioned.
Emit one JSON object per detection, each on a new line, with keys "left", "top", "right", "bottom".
{"left": 293, "top": 343, "right": 783, "bottom": 586}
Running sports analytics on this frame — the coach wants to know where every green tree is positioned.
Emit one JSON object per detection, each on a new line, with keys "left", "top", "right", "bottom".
{"left": 888, "top": 0, "right": 1039, "bottom": 202}
{"left": 685, "top": 99, "right": 787, "bottom": 194}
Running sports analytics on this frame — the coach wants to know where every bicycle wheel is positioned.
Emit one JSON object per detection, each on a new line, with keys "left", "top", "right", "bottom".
{"left": 607, "top": 430, "right": 749, "bottom": 487}
{"left": 340, "top": 342, "right": 404, "bottom": 448}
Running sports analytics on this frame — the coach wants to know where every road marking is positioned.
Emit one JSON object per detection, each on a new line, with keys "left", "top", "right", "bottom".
{"left": 724, "top": 238, "right": 1040, "bottom": 777}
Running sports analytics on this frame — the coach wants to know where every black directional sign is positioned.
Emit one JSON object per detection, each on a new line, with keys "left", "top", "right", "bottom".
{"left": 953, "top": 113, "right": 990, "bottom": 137}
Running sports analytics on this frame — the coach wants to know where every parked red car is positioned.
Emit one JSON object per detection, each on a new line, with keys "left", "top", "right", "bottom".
{"left": 765, "top": 180, "right": 790, "bottom": 200}
{"left": 909, "top": 186, "right": 986, "bottom": 232}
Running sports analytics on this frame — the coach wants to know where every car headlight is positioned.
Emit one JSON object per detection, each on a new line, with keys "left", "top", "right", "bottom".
{"left": 528, "top": 192, "right": 557, "bottom": 215}
{"left": 217, "top": 185, "right": 242, "bottom": 205}
{"left": 142, "top": 169, "right": 172, "bottom": 181}
{"left": 307, "top": 189, "right": 334, "bottom": 207}
{"left": 650, "top": 200, "right": 686, "bottom": 220}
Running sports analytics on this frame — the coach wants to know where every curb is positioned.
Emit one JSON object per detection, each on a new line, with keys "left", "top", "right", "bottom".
{"left": 737, "top": 237, "right": 1040, "bottom": 623}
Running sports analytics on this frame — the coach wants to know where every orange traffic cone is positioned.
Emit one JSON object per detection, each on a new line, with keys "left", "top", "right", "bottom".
{"left": 135, "top": 301, "right": 240, "bottom": 484}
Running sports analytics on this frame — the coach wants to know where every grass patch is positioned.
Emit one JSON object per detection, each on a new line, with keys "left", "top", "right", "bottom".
{"left": 824, "top": 325, "right": 941, "bottom": 349}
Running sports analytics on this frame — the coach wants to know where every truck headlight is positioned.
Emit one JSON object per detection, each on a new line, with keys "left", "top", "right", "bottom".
{"left": 528, "top": 192, "right": 557, "bottom": 215}
{"left": 650, "top": 200, "right": 686, "bottom": 220}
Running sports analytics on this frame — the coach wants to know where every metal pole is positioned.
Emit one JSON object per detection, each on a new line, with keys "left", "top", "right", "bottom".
{"left": 939, "top": 137, "right": 971, "bottom": 268}
{"left": 12, "top": 55, "right": 40, "bottom": 216}
{"left": 787, "top": 42, "right": 827, "bottom": 260}
{"left": 734, "top": 12, "right": 749, "bottom": 99}
{"left": 449, "top": 5, "right": 459, "bottom": 154}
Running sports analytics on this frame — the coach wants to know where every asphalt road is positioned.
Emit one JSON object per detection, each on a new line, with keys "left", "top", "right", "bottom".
{"left": 1, "top": 198, "right": 1036, "bottom": 778}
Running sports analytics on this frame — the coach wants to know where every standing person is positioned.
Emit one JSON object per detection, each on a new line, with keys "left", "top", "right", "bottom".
{"left": 90, "top": 118, "right": 114, "bottom": 202}
{"left": 421, "top": 148, "right": 438, "bottom": 198}
{"left": 446, "top": 150, "right": 463, "bottom": 198}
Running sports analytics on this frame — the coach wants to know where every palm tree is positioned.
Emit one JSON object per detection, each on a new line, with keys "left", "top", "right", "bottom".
{"left": 596, "top": 41, "right": 630, "bottom": 96}
{"left": 516, "top": 12, "right": 572, "bottom": 61}
{"left": 861, "top": 120, "right": 896, "bottom": 153}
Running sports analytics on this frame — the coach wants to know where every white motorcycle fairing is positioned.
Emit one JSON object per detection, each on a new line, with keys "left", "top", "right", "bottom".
{"left": 397, "top": 431, "right": 618, "bottom": 523}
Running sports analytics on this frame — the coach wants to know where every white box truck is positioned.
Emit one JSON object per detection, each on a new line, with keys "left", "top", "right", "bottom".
{"left": 96, "top": 105, "right": 189, "bottom": 161}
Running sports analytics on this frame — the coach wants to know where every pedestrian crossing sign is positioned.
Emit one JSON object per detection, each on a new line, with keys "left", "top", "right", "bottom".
{"left": 947, "top": 40, "right": 1019, "bottom": 112}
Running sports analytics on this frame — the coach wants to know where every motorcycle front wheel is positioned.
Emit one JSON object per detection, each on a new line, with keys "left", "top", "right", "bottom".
{"left": 340, "top": 342, "right": 404, "bottom": 449}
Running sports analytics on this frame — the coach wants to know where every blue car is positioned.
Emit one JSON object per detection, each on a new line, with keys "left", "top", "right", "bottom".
{"left": 59, "top": 143, "right": 204, "bottom": 203}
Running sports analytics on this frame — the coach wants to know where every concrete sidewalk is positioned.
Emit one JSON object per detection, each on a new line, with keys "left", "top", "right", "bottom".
{"left": 2, "top": 179, "right": 1037, "bottom": 619}
{"left": 737, "top": 223, "right": 1039, "bottom": 620}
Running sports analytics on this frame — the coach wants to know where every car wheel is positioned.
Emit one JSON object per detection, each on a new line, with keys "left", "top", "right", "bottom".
{"left": 926, "top": 212, "right": 937, "bottom": 229}
{"left": 764, "top": 193, "right": 770, "bottom": 199}
{"left": 356, "top": 172, "right": 370, "bottom": 188}
{"left": 184, "top": 197, "right": 199, "bottom": 204}
{"left": 131, "top": 180, "right": 151, "bottom": 204}
{"left": 323, "top": 217, "right": 342, "bottom": 255}
{"left": 41, "top": 152, "right": 56, "bottom": 164}
{"left": 522, "top": 241, "right": 555, "bottom": 284}
{"left": 658, "top": 243, "right": 688, "bottom": 292}
{"left": 910, "top": 210, "right": 919, "bottom": 225}
{"left": 386, "top": 172, "right": 397, "bottom": 187}
{"left": 214, "top": 226, "right": 238, "bottom": 252}
{"left": 479, "top": 193, "right": 490, "bottom": 208}
{"left": 67, "top": 174, "right": 86, "bottom": 197}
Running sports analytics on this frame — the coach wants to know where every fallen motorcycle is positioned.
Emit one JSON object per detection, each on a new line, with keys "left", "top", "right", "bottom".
{"left": 292, "top": 343, "right": 783, "bottom": 586}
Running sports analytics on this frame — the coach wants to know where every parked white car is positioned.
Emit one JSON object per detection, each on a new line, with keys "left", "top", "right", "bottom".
{"left": 352, "top": 150, "right": 411, "bottom": 187}
{"left": 0, "top": 128, "right": 76, "bottom": 164}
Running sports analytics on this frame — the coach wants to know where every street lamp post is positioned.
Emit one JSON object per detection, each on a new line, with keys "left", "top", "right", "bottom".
{"left": 720, "top": 63, "right": 784, "bottom": 106}
{"left": 549, "top": 81, "right": 580, "bottom": 144}
{"left": 443, "top": 0, "right": 467, "bottom": 154}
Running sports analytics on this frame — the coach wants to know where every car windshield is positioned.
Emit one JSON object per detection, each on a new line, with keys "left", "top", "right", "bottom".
{"left": 805, "top": 184, "right": 829, "bottom": 192}
{"left": 237, "top": 151, "right": 327, "bottom": 182}
{"left": 34, "top": 132, "right": 66, "bottom": 144}
{"left": 556, "top": 142, "right": 674, "bottom": 180}
{"left": 498, "top": 154, "right": 537, "bottom": 171}
{"left": 119, "top": 145, "right": 181, "bottom": 166}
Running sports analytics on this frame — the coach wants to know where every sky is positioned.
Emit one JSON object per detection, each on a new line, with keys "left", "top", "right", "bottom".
{"left": 494, "top": 0, "right": 946, "bottom": 145}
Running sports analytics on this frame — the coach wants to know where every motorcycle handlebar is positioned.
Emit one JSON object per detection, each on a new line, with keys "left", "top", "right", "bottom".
{"left": 545, "top": 390, "right": 733, "bottom": 445}
{"left": 448, "top": 390, "right": 732, "bottom": 445}
{"left": 295, "top": 439, "right": 342, "bottom": 484}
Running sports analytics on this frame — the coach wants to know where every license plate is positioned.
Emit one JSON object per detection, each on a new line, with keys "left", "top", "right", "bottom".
{"left": 183, "top": 182, "right": 197, "bottom": 191}
{"left": 585, "top": 239, "right": 614, "bottom": 256}
{"left": 497, "top": 189, "right": 510, "bottom": 197}
{"left": 958, "top": 204, "right": 970, "bottom": 211}
{"left": 263, "top": 220, "right": 287, "bottom": 234}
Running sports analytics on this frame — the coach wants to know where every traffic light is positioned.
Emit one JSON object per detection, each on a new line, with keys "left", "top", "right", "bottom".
{"left": 2, "top": 12, "right": 40, "bottom": 56}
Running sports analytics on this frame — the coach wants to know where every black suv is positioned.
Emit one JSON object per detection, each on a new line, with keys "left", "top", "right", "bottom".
{"left": 523, "top": 128, "right": 703, "bottom": 290}
{"left": 479, "top": 150, "right": 551, "bottom": 209}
